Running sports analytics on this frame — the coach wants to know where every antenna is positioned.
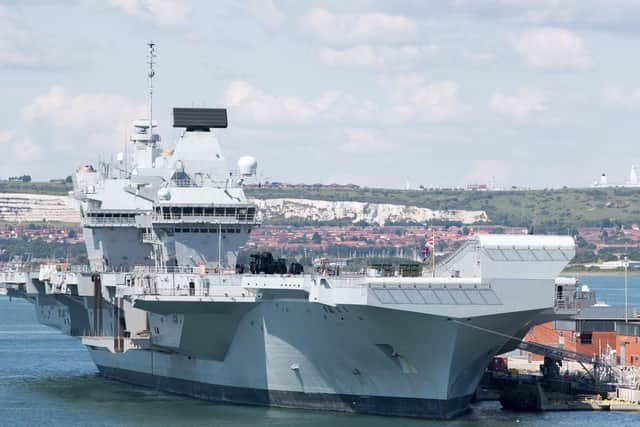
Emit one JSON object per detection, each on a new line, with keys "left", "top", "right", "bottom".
{"left": 147, "top": 42, "right": 156, "bottom": 141}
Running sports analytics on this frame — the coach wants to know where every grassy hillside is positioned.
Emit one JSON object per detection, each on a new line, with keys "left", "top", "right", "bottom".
{"left": 0, "top": 181, "right": 70, "bottom": 195}
{"left": 3, "top": 182, "right": 640, "bottom": 231}
{"left": 246, "top": 187, "right": 640, "bottom": 232}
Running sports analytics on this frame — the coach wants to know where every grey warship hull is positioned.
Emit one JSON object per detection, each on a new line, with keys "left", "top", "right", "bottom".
{"left": 95, "top": 364, "right": 473, "bottom": 419}
{"left": 82, "top": 289, "right": 550, "bottom": 419}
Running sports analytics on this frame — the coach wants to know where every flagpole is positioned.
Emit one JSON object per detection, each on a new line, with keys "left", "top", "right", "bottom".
{"left": 432, "top": 228, "right": 436, "bottom": 277}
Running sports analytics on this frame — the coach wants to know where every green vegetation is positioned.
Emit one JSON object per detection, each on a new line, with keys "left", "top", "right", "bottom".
{"left": 0, "top": 239, "right": 87, "bottom": 264}
{"left": 247, "top": 187, "right": 640, "bottom": 232}
{"left": 3, "top": 182, "right": 640, "bottom": 232}
{"left": 0, "top": 180, "right": 71, "bottom": 195}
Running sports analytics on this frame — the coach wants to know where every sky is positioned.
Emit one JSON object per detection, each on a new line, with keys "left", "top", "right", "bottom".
{"left": 2, "top": 0, "right": 640, "bottom": 189}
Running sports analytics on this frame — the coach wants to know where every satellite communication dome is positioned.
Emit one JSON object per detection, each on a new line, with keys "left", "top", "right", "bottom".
{"left": 157, "top": 188, "right": 171, "bottom": 201}
{"left": 237, "top": 155, "right": 258, "bottom": 176}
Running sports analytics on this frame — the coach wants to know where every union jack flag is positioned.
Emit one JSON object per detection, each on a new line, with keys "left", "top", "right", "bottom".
{"left": 421, "top": 236, "right": 435, "bottom": 260}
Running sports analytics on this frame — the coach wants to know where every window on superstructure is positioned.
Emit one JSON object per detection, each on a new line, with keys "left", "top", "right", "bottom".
{"left": 225, "top": 207, "right": 235, "bottom": 217}
{"left": 183, "top": 207, "right": 193, "bottom": 216}
{"left": 171, "top": 207, "right": 181, "bottom": 218}
{"left": 194, "top": 207, "right": 203, "bottom": 216}
{"left": 204, "top": 207, "right": 214, "bottom": 216}
{"left": 580, "top": 333, "right": 592, "bottom": 344}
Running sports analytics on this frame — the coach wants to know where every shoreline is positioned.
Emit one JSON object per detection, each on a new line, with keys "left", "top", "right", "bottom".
{"left": 561, "top": 269, "right": 640, "bottom": 277}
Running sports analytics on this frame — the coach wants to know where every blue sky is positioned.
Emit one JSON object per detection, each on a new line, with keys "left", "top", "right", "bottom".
{"left": 2, "top": 0, "right": 640, "bottom": 189}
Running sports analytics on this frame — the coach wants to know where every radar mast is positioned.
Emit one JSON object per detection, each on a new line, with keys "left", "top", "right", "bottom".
{"left": 147, "top": 42, "right": 156, "bottom": 140}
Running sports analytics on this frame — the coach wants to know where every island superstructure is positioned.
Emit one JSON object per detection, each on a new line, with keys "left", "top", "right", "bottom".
{"left": 0, "top": 45, "right": 577, "bottom": 419}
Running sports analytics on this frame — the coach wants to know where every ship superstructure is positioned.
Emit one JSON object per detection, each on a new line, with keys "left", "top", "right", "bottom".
{"left": 0, "top": 45, "right": 578, "bottom": 419}
{"left": 74, "top": 107, "right": 258, "bottom": 273}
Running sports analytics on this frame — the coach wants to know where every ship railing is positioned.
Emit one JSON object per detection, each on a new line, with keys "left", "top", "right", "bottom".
{"left": 141, "top": 232, "right": 158, "bottom": 244}
{"left": 151, "top": 213, "right": 257, "bottom": 223}
{"left": 172, "top": 179, "right": 199, "bottom": 188}
{"left": 82, "top": 216, "right": 137, "bottom": 227}
{"left": 40, "top": 264, "right": 91, "bottom": 273}
{"left": 131, "top": 265, "right": 227, "bottom": 274}
{"left": 554, "top": 295, "right": 581, "bottom": 314}
{"left": 140, "top": 276, "right": 247, "bottom": 297}
{"left": 141, "top": 286, "right": 250, "bottom": 298}
{"left": 169, "top": 176, "right": 245, "bottom": 189}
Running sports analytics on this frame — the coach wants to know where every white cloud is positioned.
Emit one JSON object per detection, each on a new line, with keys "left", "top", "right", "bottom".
{"left": 0, "top": 129, "right": 14, "bottom": 144}
{"left": 602, "top": 85, "right": 640, "bottom": 109}
{"left": 247, "top": 0, "right": 285, "bottom": 31}
{"left": 21, "top": 86, "right": 145, "bottom": 151}
{"left": 0, "top": 5, "right": 47, "bottom": 67}
{"left": 449, "top": 0, "right": 640, "bottom": 29}
{"left": 341, "top": 128, "right": 392, "bottom": 153}
{"left": 382, "top": 74, "right": 460, "bottom": 122}
{"left": 14, "top": 138, "right": 42, "bottom": 163}
{"left": 225, "top": 77, "right": 459, "bottom": 126}
{"left": 110, "top": 0, "right": 191, "bottom": 28}
{"left": 462, "top": 49, "right": 494, "bottom": 64}
{"left": 22, "top": 86, "right": 145, "bottom": 128}
{"left": 0, "top": 130, "right": 41, "bottom": 175}
{"left": 224, "top": 80, "right": 377, "bottom": 124}
{"left": 489, "top": 88, "right": 546, "bottom": 118}
{"left": 514, "top": 28, "right": 592, "bottom": 69}
{"left": 304, "top": 7, "right": 416, "bottom": 45}
{"left": 318, "top": 44, "right": 436, "bottom": 68}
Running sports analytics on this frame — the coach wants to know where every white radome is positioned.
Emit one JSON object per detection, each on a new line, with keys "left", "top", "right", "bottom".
{"left": 157, "top": 188, "right": 171, "bottom": 201}
{"left": 237, "top": 155, "right": 257, "bottom": 176}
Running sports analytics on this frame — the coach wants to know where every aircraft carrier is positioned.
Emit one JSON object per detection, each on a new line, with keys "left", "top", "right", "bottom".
{"left": 0, "top": 44, "right": 576, "bottom": 419}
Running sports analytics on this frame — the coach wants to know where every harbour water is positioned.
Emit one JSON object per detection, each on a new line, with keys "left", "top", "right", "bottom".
{"left": 0, "top": 275, "right": 639, "bottom": 426}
